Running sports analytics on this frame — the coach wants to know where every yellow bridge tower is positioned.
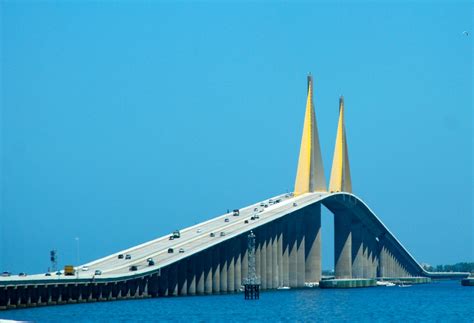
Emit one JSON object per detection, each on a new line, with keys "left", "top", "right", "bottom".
{"left": 329, "top": 96, "right": 352, "bottom": 193}
{"left": 293, "top": 75, "right": 327, "bottom": 196}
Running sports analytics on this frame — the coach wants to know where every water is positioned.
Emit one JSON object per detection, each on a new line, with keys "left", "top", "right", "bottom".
{"left": 1, "top": 280, "right": 473, "bottom": 322}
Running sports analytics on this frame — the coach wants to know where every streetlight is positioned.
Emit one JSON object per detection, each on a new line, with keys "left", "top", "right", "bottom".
{"left": 75, "top": 237, "right": 80, "bottom": 279}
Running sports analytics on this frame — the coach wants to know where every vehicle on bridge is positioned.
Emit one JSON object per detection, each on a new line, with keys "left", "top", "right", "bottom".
{"left": 64, "top": 265, "right": 75, "bottom": 276}
{"left": 233, "top": 209, "right": 240, "bottom": 216}
{"left": 169, "top": 230, "right": 181, "bottom": 240}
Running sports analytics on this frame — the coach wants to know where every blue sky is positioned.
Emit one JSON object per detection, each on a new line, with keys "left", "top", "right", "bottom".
{"left": 1, "top": 1, "right": 472, "bottom": 273}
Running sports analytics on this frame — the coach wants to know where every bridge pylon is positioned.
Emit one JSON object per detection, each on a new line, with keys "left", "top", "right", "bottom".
{"left": 329, "top": 96, "right": 352, "bottom": 193}
{"left": 293, "top": 74, "right": 327, "bottom": 196}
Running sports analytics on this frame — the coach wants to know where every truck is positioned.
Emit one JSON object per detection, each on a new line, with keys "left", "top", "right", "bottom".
{"left": 64, "top": 265, "right": 75, "bottom": 276}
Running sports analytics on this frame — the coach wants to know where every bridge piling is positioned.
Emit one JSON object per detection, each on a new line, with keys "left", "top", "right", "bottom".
{"left": 212, "top": 245, "right": 220, "bottom": 294}
{"left": 334, "top": 211, "right": 352, "bottom": 279}
{"left": 288, "top": 213, "right": 298, "bottom": 287}
{"left": 296, "top": 213, "right": 306, "bottom": 287}
{"left": 204, "top": 249, "right": 213, "bottom": 294}
{"left": 304, "top": 203, "right": 321, "bottom": 283}
{"left": 227, "top": 240, "right": 235, "bottom": 293}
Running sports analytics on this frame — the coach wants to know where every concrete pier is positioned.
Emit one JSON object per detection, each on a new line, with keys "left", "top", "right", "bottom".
{"left": 334, "top": 211, "right": 352, "bottom": 279}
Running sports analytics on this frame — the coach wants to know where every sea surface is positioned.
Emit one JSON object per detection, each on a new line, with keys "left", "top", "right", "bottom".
{"left": 1, "top": 280, "right": 473, "bottom": 322}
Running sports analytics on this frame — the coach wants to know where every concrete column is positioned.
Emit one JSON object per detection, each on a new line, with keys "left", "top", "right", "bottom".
{"left": 234, "top": 236, "right": 242, "bottom": 291}
{"left": 289, "top": 213, "right": 298, "bottom": 288}
{"left": 271, "top": 221, "right": 279, "bottom": 289}
{"left": 334, "top": 211, "right": 352, "bottom": 279}
{"left": 266, "top": 223, "right": 273, "bottom": 289}
{"left": 260, "top": 225, "right": 267, "bottom": 290}
{"left": 212, "top": 246, "right": 220, "bottom": 294}
{"left": 159, "top": 266, "right": 169, "bottom": 296}
{"left": 196, "top": 253, "right": 204, "bottom": 295}
{"left": 241, "top": 233, "right": 248, "bottom": 285}
{"left": 187, "top": 256, "right": 196, "bottom": 295}
{"left": 204, "top": 249, "right": 213, "bottom": 295}
{"left": 220, "top": 242, "right": 228, "bottom": 293}
{"left": 178, "top": 260, "right": 187, "bottom": 296}
{"left": 227, "top": 240, "right": 235, "bottom": 293}
{"left": 296, "top": 213, "right": 305, "bottom": 287}
{"left": 277, "top": 219, "right": 283, "bottom": 287}
{"left": 304, "top": 203, "right": 321, "bottom": 283}
{"left": 351, "top": 221, "right": 363, "bottom": 278}
{"left": 282, "top": 216, "right": 290, "bottom": 287}
{"left": 169, "top": 263, "right": 178, "bottom": 296}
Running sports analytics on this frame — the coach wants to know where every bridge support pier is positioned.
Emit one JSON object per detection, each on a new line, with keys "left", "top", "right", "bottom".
{"left": 204, "top": 249, "right": 213, "bottom": 295}
{"left": 334, "top": 211, "right": 352, "bottom": 279}
{"left": 212, "top": 245, "right": 220, "bottom": 294}
{"left": 351, "top": 220, "right": 363, "bottom": 278}
{"left": 304, "top": 203, "right": 321, "bottom": 284}
{"left": 288, "top": 213, "right": 298, "bottom": 287}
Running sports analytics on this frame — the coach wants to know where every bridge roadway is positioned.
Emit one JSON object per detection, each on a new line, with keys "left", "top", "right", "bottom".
{"left": 0, "top": 192, "right": 324, "bottom": 284}
{"left": 0, "top": 192, "right": 467, "bottom": 286}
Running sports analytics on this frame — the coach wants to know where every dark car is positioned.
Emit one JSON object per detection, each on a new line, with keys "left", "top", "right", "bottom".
{"left": 244, "top": 220, "right": 249, "bottom": 224}
{"left": 56, "top": 271, "right": 62, "bottom": 276}
{"left": 118, "top": 254, "right": 124, "bottom": 259}
{"left": 148, "top": 260, "right": 155, "bottom": 266}
{"left": 168, "top": 248, "right": 174, "bottom": 253}
{"left": 125, "top": 254, "right": 131, "bottom": 260}
{"left": 19, "top": 272, "right": 27, "bottom": 277}
{"left": 129, "top": 265, "right": 138, "bottom": 271}
{"left": 45, "top": 272, "right": 51, "bottom": 276}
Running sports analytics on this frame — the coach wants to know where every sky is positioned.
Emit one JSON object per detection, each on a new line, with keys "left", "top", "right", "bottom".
{"left": 0, "top": 1, "right": 472, "bottom": 274}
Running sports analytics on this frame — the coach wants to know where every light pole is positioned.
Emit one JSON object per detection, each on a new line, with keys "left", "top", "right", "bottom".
{"left": 75, "top": 237, "right": 80, "bottom": 279}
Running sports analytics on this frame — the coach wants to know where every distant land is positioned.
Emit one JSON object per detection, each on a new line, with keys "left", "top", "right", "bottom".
{"left": 322, "top": 262, "right": 474, "bottom": 276}
{"left": 422, "top": 262, "right": 474, "bottom": 274}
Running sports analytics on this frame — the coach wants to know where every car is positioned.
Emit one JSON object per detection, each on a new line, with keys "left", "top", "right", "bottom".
{"left": 118, "top": 254, "right": 124, "bottom": 259}
{"left": 18, "top": 272, "right": 27, "bottom": 277}
{"left": 147, "top": 257, "right": 153, "bottom": 262}
{"left": 148, "top": 260, "right": 155, "bottom": 266}
{"left": 224, "top": 218, "right": 229, "bottom": 222}
{"left": 129, "top": 265, "right": 138, "bottom": 271}
{"left": 258, "top": 209, "right": 264, "bottom": 213}
{"left": 220, "top": 232, "right": 226, "bottom": 237}
{"left": 45, "top": 272, "right": 51, "bottom": 276}
{"left": 81, "top": 266, "right": 89, "bottom": 271}
{"left": 232, "top": 209, "right": 240, "bottom": 216}
{"left": 197, "top": 228, "right": 202, "bottom": 233}
{"left": 250, "top": 216, "right": 256, "bottom": 220}
{"left": 168, "top": 248, "right": 174, "bottom": 253}
{"left": 94, "top": 270, "right": 102, "bottom": 275}
{"left": 179, "top": 248, "right": 185, "bottom": 253}
{"left": 260, "top": 202, "right": 265, "bottom": 207}
{"left": 264, "top": 204, "right": 268, "bottom": 208}
{"left": 254, "top": 214, "right": 260, "bottom": 219}
{"left": 56, "top": 271, "right": 62, "bottom": 276}
{"left": 1, "top": 271, "right": 11, "bottom": 277}
{"left": 210, "top": 232, "right": 215, "bottom": 237}
{"left": 125, "top": 254, "right": 131, "bottom": 260}
{"left": 293, "top": 202, "right": 297, "bottom": 207}
{"left": 169, "top": 236, "right": 175, "bottom": 240}
{"left": 269, "top": 199, "right": 273, "bottom": 204}
{"left": 244, "top": 220, "right": 249, "bottom": 224}
{"left": 253, "top": 207, "right": 258, "bottom": 212}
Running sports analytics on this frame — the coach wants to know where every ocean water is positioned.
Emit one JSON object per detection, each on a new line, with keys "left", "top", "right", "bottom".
{"left": 1, "top": 280, "right": 473, "bottom": 322}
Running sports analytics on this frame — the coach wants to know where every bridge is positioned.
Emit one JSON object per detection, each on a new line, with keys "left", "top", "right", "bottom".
{"left": 0, "top": 75, "right": 468, "bottom": 310}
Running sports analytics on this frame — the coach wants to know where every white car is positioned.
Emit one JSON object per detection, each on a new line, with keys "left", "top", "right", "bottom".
{"left": 81, "top": 266, "right": 89, "bottom": 271}
{"left": 197, "top": 229, "right": 202, "bottom": 233}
